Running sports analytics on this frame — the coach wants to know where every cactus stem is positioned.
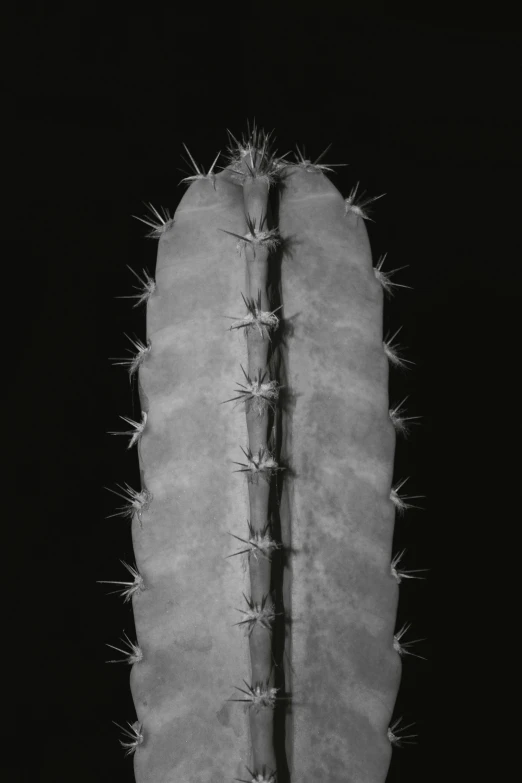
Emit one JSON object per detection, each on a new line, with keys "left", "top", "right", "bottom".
{"left": 235, "top": 766, "right": 277, "bottom": 783}
{"left": 178, "top": 143, "right": 221, "bottom": 189}
{"left": 389, "top": 396, "right": 421, "bottom": 436}
{"left": 344, "top": 182, "right": 386, "bottom": 221}
{"left": 390, "top": 478, "right": 424, "bottom": 515}
{"left": 374, "top": 254, "right": 412, "bottom": 297}
{"left": 393, "top": 623, "right": 427, "bottom": 660}
{"left": 391, "top": 550, "right": 429, "bottom": 584}
{"left": 105, "top": 483, "right": 152, "bottom": 523}
{"left": 113, "top": 720, "right": 144, "bottom": 756}
{"left": 383, "top": 327, "right": 414, "bottom": 369}
{"left": 115, "top": 265, "right": 156, "bottom": 307}
{"left": 292, "top": 142, "right": 348, "bottom": 173}
{"left": 108, "top": 411, "right": 147, "bottom": 448}
{"left": 387, "top": 718, "right": 418, "bottom": 747}
{"left": 110, "top": 334, "right": 151, "bottom": 377}
{"left": 106, "top": 631, "right": 143, "bottom": 664}
{"left": 97, "top": 560, "right": 145, "bottom": 601}
{"left": 132, "top": 202, "right": 175, "bottom": 238}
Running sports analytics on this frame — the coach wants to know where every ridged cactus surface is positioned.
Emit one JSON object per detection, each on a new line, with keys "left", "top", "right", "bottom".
{"left": 278, "top": 166, "right": 400, "bottom": 781}
{"left": 131, "top": 171, "right": 253, "bottom": 781}
{"left": 106, "top": 125, "right": 416, "bottom": 783}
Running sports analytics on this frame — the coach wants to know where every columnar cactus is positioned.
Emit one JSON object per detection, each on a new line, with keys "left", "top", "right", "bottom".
{"left": 104, "top": 123, "right": 423, "bottom": 782}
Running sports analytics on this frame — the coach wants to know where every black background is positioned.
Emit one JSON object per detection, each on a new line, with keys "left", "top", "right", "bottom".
{"left": 4, "top": 6, "right": 520, "bottom": 782}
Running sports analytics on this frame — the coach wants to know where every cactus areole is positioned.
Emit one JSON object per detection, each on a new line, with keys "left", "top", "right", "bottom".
{"left": 109, "top": 124, "right": 414, "bottom": 782}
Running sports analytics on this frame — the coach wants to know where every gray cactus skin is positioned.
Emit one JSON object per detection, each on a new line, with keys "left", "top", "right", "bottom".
{"left": 114, "top": 127, "right": 404, "bottom": 783}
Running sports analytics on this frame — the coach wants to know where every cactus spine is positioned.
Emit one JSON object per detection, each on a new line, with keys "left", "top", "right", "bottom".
{"left": 106, "top": 123, "right": 422, "bottom": 782}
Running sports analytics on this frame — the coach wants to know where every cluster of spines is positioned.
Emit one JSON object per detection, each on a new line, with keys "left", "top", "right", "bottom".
{"left": 106, "top": 631, "right": 143, "bottom": 665}
{"left": 233, "top": 593, "right": 281, "bottom": 637}
{"left": 374, "top": 254, "right": 412, "bottom": 298}
{"left": 391, "top": 549, "right": 429, "bottom": 585}
{"left": 227, "top": 522, "right": 282, "bottom": 563}
{"left": 224, "top": 122, "right": 289, "bottom": 186}
{"left": 220, "top": 215, "right": 282, "bottom": 259}
{"left": 389, "top": 396, "right": 421, "bottom": 436}
{"left": 228, "top": 680, "right": 281, "bottom": 711}
{"left": 131, "top": 202, "right": 174, "bottom": 238}
{"left": 110, "top": 334, "right": 151, "bottom": 377}
{"left": 108, "top": 411, "right": 148, "bottom": 448}
{"left": 232, "top": 445, "right": 284, "bottom": 484}
{"left": 344, "top": 182, "right": 386, "bottom": 221}
{"left": 292, "top": 141, "right": 347, "bottom": 174}
{"left": 227, "top": 291, "right": 282, "bottom": 341}
{"left": 105, "top": 482, "right": 152, "bottom": 525}
{"left": 387, "top": 717, "right": 418, "bottom": 748}
{"left": 178, "top": 142, "right": 221, "bottom": 189}
{"left": 221, "top": 365, "right": 281, "bottom": 416}
{"left": 115, "top": 265, "right": 156, "bottom": 307}
{"left": 113, "top": 720, "right": 144, "bottom": 757}
{"left": 97, "top": 559, "right": 145, "bottom": 602}
{"left": 393, "top": 623, "right": 427, "bottom": 660}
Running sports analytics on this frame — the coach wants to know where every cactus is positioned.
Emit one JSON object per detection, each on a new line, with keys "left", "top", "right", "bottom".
{"left": 104, "top": 122, "right": 424, "bottom": 782}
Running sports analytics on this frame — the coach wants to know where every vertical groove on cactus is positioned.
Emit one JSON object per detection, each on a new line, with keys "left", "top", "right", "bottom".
{"left": 224, "top": 126, "right": 287, "bottom": 779}
{"left": 105, "top": 122, "right": 425, "bottom": 782}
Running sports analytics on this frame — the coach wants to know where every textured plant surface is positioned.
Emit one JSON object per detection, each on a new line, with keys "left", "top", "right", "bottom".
{"left": 104, "top": 123, "right": 424, "bottom": 782}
